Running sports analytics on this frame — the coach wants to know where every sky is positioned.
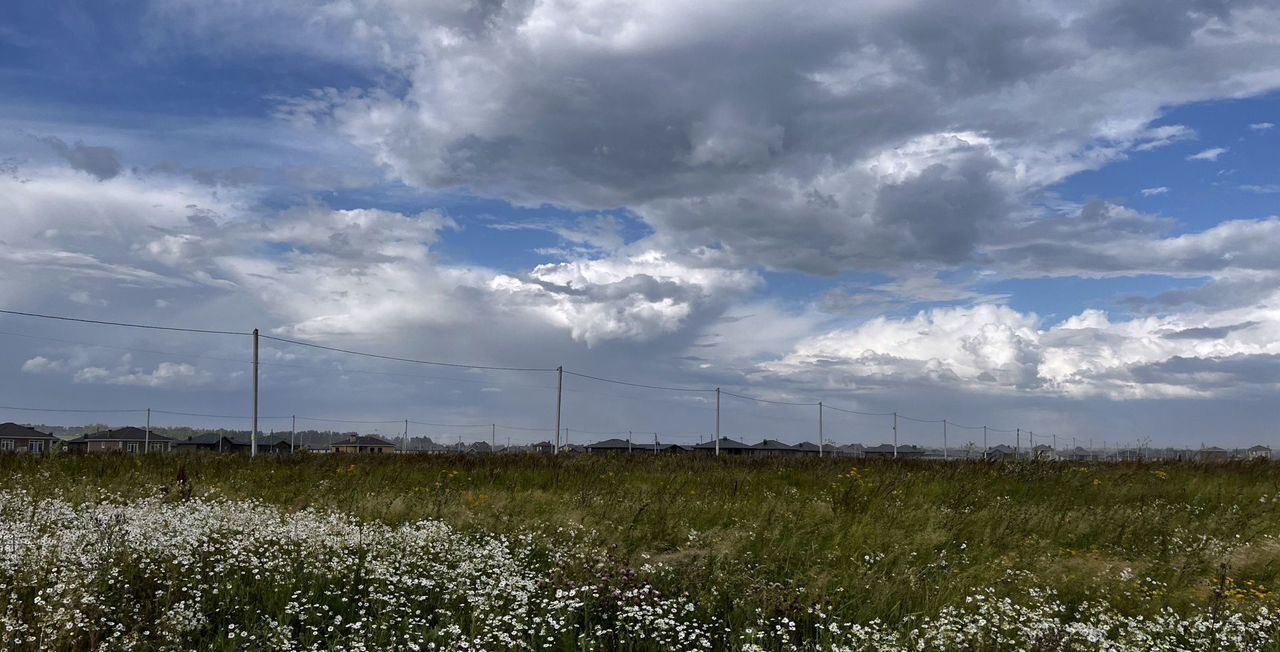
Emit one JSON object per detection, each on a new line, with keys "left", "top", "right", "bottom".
{"left": 1, "top": 0, "right": 1278, "bottom": 450}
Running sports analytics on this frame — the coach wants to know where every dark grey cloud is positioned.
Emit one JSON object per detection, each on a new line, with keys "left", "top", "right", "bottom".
{"left": 38, "top": 135, "right": 122, "bottom": 180}
{"left": 1163, "top": 321, "right": 1260, "bottom": 340}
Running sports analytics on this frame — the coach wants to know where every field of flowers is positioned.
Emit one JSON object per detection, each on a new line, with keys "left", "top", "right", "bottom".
{"left": 2, "top": 453, "right": 1280, "bottom": 650}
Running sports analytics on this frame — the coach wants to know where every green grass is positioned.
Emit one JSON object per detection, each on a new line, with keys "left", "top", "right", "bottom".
{"left": 5, "top": 451, "right": 1280, "bottom": 631}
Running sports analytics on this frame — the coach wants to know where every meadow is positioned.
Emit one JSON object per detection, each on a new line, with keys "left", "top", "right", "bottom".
{"left": 2, "top": 452, "right": 1280, "bottom": 650}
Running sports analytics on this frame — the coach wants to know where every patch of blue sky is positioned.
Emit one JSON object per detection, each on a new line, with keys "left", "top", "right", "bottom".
{"left": 1049, "top": 91, "right": 1279, "bottom": 232}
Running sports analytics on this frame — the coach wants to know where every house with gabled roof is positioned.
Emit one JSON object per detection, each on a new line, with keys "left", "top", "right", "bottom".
{"left": 0, "top": 423, "right": 60, "bottom": 453}
{"left": 984, "top": 444, "right": 1016, "bottom": 461}
{"left": 863, "top": 443, "right": 925, "bottom": 459}
{"left": 693, "top": 437, "right": 752, "bottom": 455}
{"left": 1196, "top": 446, "right": 1230, "bottom": 462}
{"left": 831, "top": 443, "right": 864, "bottom": 458}
{"left": 330, "top": 434, "right": 396, "bottom": 454}
{"left": 586, "top": 438, "right": 636, "bottom": 453}
{"left": 71, "top": 427, "right": 172, "bottom": 453}
{"left": 793, "top": 441, "right": 824, "bottom": 455}
{"left": 1247, "top": 445, "right": 1272, "bottom": 461}
{"left": 750, "top": 439, "right": 798, "bottom": 456}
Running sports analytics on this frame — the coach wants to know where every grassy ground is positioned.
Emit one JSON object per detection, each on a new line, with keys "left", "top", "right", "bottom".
{"left": 3, "top": 452, "right": 1280, "bottom": 649}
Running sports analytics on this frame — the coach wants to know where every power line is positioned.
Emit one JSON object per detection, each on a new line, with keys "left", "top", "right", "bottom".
{"left": 0, "top": 308, "right": 249, "bottom": 336}
{"left": 562, "top": 370, "right": 714, "bottom": 393}
{"left": 152, "top": 409, "right": 291, "bottom": 420}
{"left": 260, "top": 334, "right": 558, "bottom": 373}
{"left": 0, "top": 307, "right": 1043, "bottom": 442}
{"left": 720, "top": 390, "right": 817, "bottom": 406}
{"left": 295, "top": 416, "right": 407, "bottom": 425}
{"left": 897, "top": 414, "right": 945, "bottom": 424}
{"left": 0, "top": 405, "right": 144, "bottom": 414}
{"left": 824, "top": 405, "right": 896, "bottom": 417}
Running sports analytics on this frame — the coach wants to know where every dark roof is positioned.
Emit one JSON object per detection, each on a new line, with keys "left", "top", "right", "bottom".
{"left": 83, "top": 427, "right": 173, "bottom": 442}
{"left": 793, "top": 441, "right": 822, "bottom": 452}
{"left": 1248, "top": 445, "right": 1271, "bottom": 451}
{"left": 864, "top": 444, "right": 896, "bottom": 453}
{"left": 586, "top": 438, "right": 633, "bottom": 449}
{"left": 331, "top": 435, "right": 396, "bottom": 448}
{"left": 693, "top": 437, "right": 750, "bottom": 450}
{"left": 255, "top": 434, "right": 293, "bottom": 447}
{"left": 174, "top": 433, "right": 238, "bottom": 447}
{"left": 752, "top": 439, "right": 796, "bottom": 451}
{"left": 1201, "top": 446, "right": 1228, "bottom": 452}
{"left": 987, "top": 445, "right": 1015, "bottom": 453}
{"left": 1032, "top": 444, "right": 1054, "bottom": 450}
{"left": 0, "top": 423, "right": 59, "bottom": 440}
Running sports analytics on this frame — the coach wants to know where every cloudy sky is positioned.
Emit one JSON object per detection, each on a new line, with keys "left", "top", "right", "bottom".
{"left": 1, "top": 0, "right": 1278, "bottom": 449}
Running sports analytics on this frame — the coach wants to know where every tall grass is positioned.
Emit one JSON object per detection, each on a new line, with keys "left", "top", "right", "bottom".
{"left": 3, "top": 452, "right": 1279, "bottom": 649}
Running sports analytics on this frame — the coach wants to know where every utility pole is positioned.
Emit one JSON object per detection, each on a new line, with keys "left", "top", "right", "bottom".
{"left": 403, "top": 419, "right": 409, "bottom": 453}
{"left": 1016, "top": 428, "right": 1021, "bottom": 459}
{"left": 943, "top": 420, "right": 948, "bottom": 461}
{"left": 491, "top": 424, "right": 496, "bottom": 451}
{"left": 818, "top": 402, "right": 824, "bottom": 458}
{"left": 653, "top": 432, "right": 658, "bottom": 454}
{"left": 715, "top": 387, "right": 721, "bottom": 457}
{"left": 983, "top": 426, "right": 988, "bottom": 455}
{"left": 251, "top": 328, "right": 259, "bottom": 458}
{"left": 892, "top": 412, "right": 898, "bottom": 459}
{"left": 554, "top": 366, "right": 563, "bottom": 454}
{"left": 628, "top": 430, "right": 632, "bottom": 453}
{"left": 291, "top": 415, "right": 296, "bottom": 453}
{"left": 564, "top": 427, "right": 569, "bottom": 450}
{"left": 145, "top": 408, "right": 151, "bottom": 453}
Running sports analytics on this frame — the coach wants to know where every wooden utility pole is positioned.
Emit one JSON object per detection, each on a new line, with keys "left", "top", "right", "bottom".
{"left": 554, "top": 366, "right": 563, "bottom": 454}
{"left": 715, "top": 387, "right": 721, "bottom": 457}
{"left": 145, "top": 407, "right": 150, "bottom": 453}
{"left": 943, "top": 420, "right": 948, "bottom": 461}
{"left": 892, "top": 412, "right": 898, "bottom": 459}
{"left": 291, "top": 415, "right": 296, "bottom": 452}
{"left": 818, "top": 402, "right": 824, "bottom": 458}
{"left": 251, "top": 328, "right": 259, "bottom": 458}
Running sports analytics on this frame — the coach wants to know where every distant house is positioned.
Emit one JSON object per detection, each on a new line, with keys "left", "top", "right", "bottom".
{"left": 793, "top": 441, "right": 823, "bottom": 455}
{"left": 863, "top": 444, "right": 925, "bottom": 459}
{"left": 529, "top": 441, "right": 556, "bottom": 454}
{"left": 586, "top": 438, "right": 637, "bottom": 453}
{"left": 832, "top": 443, "right": 865, "bottom": 458}
{"left": 173, "top": 433, "right": 246, "bottom": 453}
{"left": 1031, "top": 444, "right": 1056, "bottom": 460}
{"left": 862, "top": 444, "right": 896, "bottom": 459}
{"left": 693, "top": 437, "right": 752, "bottom": 455}
{"left": 467, "top": 441, "right": 493, "bottom": 454}
{"left": 985, "top": 444, "right": 1016, "bottom": 461}
{"left": 750, "top": 439, "right": 798, "bottom": 456}
{"left": 1066, "top": 446, "right": 1094, "bottom": 461}
{"left": 173, "top": 433, "right": 294, "bottom": 454}
{"left": 74, "top": 427, "right": 172, "bottom": 453}
{"left": 0, "top": 423, "right": 60, "bottom": 453}
{"left": 1247, "top": 445, "right": 1272, "bottom": 461}
{"left": 413, "top": 438, "right": 448, "bottom": 454}
{"left": 1196, "top": 446, "right": 1230, "bottom": 462}
{"left": 255, "top": 434, "right": 295, "bottom": 454}
{"left": 330, "top": 434, "right": 396, "bottom": 454}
